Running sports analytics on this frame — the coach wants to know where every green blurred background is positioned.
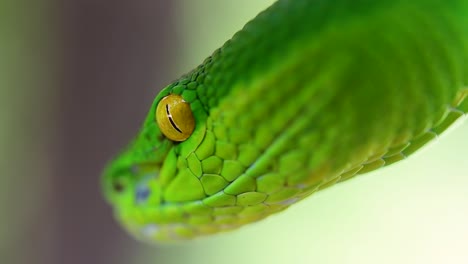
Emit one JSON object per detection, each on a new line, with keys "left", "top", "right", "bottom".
{"left": 2, "top": 1, "right": 467, "bottom": 263}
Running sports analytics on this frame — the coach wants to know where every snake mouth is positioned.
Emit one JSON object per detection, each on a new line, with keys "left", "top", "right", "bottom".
{"left": 134, "top": 223, "right": 193, "bottom": 242}
{"left": 124, "top": 215, "right": 247, "bottom": 242}
{"left": 130, "top": 223, "right": 202, "bottom": 243}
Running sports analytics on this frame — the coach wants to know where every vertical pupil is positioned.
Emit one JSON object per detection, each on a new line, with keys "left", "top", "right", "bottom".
{"left": 165, "top": 104, "right": 183, "bottom": 133}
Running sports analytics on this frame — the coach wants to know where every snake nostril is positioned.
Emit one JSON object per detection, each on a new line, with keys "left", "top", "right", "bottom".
{"left": 113, "top": 181, "right": 125, "bottom": 192}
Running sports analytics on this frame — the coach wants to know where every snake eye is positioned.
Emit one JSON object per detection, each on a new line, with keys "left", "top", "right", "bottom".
{"left": 156, "top": 94, "right": 195, "bottom": 141}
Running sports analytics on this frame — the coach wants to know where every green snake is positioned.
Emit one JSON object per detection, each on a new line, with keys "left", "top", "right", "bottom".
{"left": 103, "top": 0, "right": 468, "bottom": 243}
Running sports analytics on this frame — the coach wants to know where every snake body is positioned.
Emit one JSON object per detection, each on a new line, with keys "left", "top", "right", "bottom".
{"left": 103, "top": 0, "right": 468, "bottom": 242}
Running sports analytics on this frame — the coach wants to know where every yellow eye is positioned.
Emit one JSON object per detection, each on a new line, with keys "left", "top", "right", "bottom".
{"left": 156, "top": 94, "right": 195, "bottom": 142}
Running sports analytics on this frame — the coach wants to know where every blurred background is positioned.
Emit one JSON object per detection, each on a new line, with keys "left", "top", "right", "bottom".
{"left": 1, "top": 0, "right": 467, "bottom": 263}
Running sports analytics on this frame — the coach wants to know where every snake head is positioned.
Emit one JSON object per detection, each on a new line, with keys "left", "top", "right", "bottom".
{"left": 102, "top": 67, "right": 312, "bottom": 242}
{"left": 102, "top": 80, "right": 264, "bottom": 242}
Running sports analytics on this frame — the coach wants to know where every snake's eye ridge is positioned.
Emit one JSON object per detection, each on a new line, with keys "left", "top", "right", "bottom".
{"left": 156, "top": 94, "right": 195, "bottom": 141}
